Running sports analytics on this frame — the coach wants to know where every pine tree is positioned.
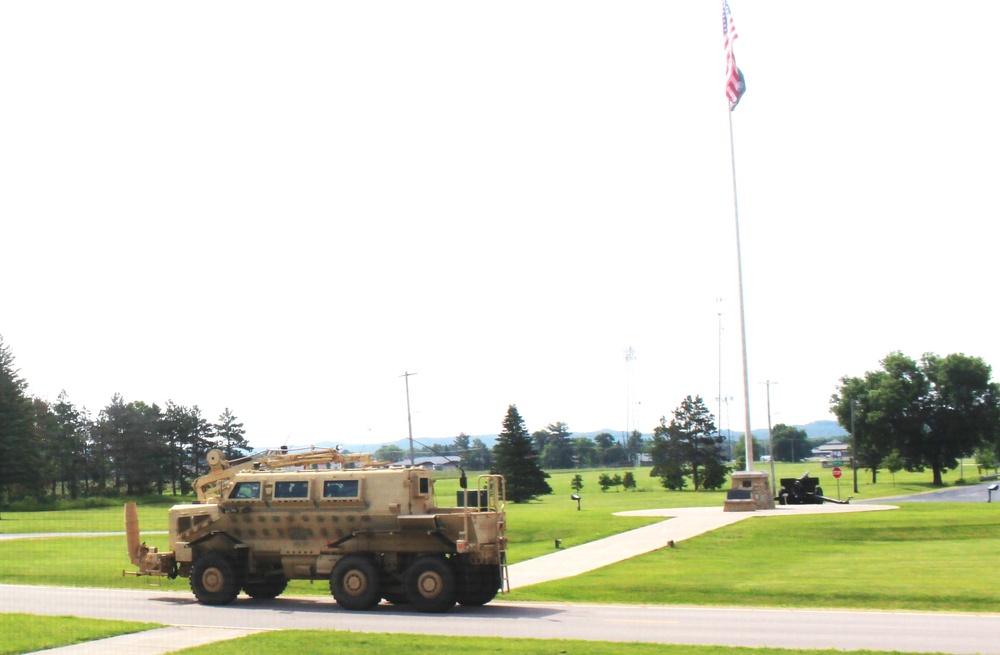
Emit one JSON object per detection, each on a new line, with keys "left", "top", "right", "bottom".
{"left": 492, "top": 404, "right": 551, "bottom": 503}
{"left": 650, "top": 395, "right": 730, "bottom": 491}
{"left": 215, "top": 408, "right": 250, "bottom": 461}
{"left": 0, "top": 336, "right": 42, "bottom": 513}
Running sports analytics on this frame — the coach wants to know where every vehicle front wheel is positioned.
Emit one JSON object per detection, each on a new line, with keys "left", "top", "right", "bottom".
{"left": 330, "top": 555, "right": 382, "bottom": 611}
{"left": 406, "top": 555, "right": 457, "bottom": 613}
{"left": 190, "top": 553, "right": 240, "bottom": 606}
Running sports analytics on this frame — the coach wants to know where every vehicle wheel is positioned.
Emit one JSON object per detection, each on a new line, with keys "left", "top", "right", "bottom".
{"left": 330, "top": 555, "right": 382, "bottom": 611}
{"left": 243, "top": 575, "right": 288, "bottom": 600}
{"left": 457, "top": 565, "right": 500, "bottom": 607}
{"left": 405, "top": 555, "right": 457, "bottom": 613}
{"left": 383, "top": 591, "right": 409, "bottom": 605}
{"left": 190, "top": 553, "right": 240, "bottom": 606}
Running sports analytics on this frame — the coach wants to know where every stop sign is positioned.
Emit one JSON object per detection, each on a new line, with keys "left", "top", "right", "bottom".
{"left": 832, "top": 467, "right": 843, "bottom": 479}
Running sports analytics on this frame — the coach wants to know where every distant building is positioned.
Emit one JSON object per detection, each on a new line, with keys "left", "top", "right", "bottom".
{"left": 395, "top": 456, "right": 462, "bottom": 471}
{"left": 811, "top": 439, "right": 852, "bottom": 461}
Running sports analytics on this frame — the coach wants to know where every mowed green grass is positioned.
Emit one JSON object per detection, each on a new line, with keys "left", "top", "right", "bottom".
{"left": 508, "top": 502, "right": 1000, "bottom": 612}
{"left": 1, "top": 464, "right": 996, "bottom": 609}
{"left": 0, "top": 613, "right": 159, "bottom": 655}
{"left": 166, "top": 630, "right": 945, "bottom": 655}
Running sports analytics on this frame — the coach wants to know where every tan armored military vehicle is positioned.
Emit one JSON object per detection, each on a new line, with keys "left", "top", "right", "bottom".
{"left": 125, "top": 447, "right": 507, "bottom": 613}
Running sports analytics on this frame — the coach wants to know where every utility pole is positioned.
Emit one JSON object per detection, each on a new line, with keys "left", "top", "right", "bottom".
{"left": 401, "top": 372, "right": 417, "bottom": 466}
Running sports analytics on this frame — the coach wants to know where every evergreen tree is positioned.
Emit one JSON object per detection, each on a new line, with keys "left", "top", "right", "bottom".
{"left": 0, "top": 335, "right": 40, "bottom": 513}
{"left": 650, "top": 395, "right": 730, "bottom": 491}
{"left": 492, "top": 404, "right": 551, "bottom": 503}
{"left": 48, "top": 392, "right": 92, "bottom": 499}
{"left": 540, "top": 421, "right": 574, "bottom": 469}
{"left": 214, "top": 408, "right": 250, "bottom": 461}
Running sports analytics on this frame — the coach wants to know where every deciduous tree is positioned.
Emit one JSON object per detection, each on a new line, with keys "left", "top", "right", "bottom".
{"left": 771, "top": 424, "right": 809, "bottom": 462}
{"left": 832, "top": 351, "right": 1000, "bottom": 486}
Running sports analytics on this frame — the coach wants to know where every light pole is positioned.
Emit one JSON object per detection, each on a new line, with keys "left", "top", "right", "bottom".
{"left": 401, "top": 372, "right": 417, "bottom": 466}
{"left": 850, "top": 398, "right": 859, "bottom": 494}
{"left": 765, "top": 380, "right": 777, "bottom": 496}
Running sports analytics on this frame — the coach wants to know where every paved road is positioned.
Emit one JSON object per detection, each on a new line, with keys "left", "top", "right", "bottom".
{"left": 860, "top": 480, "right": 1000, "bottom": 503}
{"left": 6, "top": 584, "right": 1000, "bottom": 655}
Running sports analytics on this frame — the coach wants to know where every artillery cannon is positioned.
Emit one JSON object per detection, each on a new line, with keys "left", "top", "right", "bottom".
{"left": 775, "top": 471, "right": 851, "bottom": 505}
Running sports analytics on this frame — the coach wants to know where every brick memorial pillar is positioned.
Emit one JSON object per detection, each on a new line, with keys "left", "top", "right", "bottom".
{"left": 724, "top": 470, "right": 775, "bottom": 512}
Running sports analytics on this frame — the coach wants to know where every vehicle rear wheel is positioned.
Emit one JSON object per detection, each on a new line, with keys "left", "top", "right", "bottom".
{"left": 190, "top": 553, "right": 240, "bottom": 606}
{"left": 405, "top": 555, "right": 457, "bottom": 613}
{"left": 330, "top": 555, "right": 382, "bottom": 611}
{"left": 243, "top": 574, "right": 288, "bottom": 600}
{"left": 457, "top": 565, "right": 500, "bottom": 607}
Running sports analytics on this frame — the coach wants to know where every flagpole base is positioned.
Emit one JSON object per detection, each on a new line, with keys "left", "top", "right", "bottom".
{"left": 724, "top": 470, "right": 776, "bottom": 512}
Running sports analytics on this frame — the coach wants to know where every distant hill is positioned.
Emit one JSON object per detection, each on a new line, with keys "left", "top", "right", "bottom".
{"left": 312, "top": 421, "right": 846, "bottom": 455}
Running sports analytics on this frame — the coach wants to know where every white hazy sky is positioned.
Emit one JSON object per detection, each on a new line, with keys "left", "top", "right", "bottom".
{"left": 3, "top": 1, "right": 997, "bottom": 451}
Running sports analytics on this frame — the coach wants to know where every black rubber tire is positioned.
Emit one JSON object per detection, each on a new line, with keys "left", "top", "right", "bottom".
{"left": 383, "top": 590, "right": 409, "bottom": 605}
{"left": 330, "top": 555, "right": 382, "bottom": 611}
{"left": 190, "top": 553, "right": 240, "bottom": 606}
{"left": 405, "top": 555, "right": 457, "bottom": 613}
{"left": 457, "top": 565, "right": 501, "bottom": 607}
{"left": 243, "top": 575, "right": 288, "bottom": 600}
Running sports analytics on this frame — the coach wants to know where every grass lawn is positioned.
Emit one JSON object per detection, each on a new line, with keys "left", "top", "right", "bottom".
{"left": 0, "top": 613, "right": 159, "bottom": 655}
{"left": 0, "top": 465, "right": 992, "bottom": 654}
{"left": 166, "top": 629, "right": 947, "bottom": 655}
{"left": 1, "top": 463, "right": 995, "bottom": 607}
{"left": 507, "top": 502, "right": 1000, "bottom": 612}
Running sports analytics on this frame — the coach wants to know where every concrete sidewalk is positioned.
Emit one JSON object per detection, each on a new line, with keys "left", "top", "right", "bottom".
{"left": 34, "top": 626, "right": 264, "bottom": 655}
{"left": 507, "top": 503, "right": 896, "bottom": 589}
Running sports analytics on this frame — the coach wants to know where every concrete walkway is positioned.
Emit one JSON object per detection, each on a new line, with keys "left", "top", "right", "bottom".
{"left": 33, "top": 626, "right": 264, "bottom": 654}
{"left": 507, "top": 503, "right": 897, "bottom": 589}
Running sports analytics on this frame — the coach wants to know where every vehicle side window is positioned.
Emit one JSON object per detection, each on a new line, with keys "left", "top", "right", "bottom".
{"left": 323, "top": 480, "right": 360, "bottom": 499}
{"left": 419, "top": 477, "right": 430, "bottom": 495}
{"left": 229, "top": 481, "right": 261, "bottom": 500}
{"left": 274, "top": 481, "right": 309, "bottom": 499}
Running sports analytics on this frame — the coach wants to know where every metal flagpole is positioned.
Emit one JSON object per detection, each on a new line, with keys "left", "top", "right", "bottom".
{"left": 727, "top": 108, "right": 754, "bottom": 472}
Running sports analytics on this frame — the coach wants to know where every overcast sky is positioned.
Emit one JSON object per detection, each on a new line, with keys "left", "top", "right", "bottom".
{"left": 3, "top": 1, "right": 997, "bottom": 451}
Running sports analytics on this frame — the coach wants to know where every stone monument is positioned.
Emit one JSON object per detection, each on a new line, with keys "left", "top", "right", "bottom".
{"left": 724, "top": 470, "right": 775, "bottom": 512}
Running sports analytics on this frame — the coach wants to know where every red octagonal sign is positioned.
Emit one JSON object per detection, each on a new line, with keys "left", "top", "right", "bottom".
{"left": 832, "top": 467, "right": 843, "bottom": 479}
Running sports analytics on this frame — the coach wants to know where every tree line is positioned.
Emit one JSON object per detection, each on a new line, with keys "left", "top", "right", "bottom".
{"left": 0, "top": 335, "right": 250, "bottom": 506}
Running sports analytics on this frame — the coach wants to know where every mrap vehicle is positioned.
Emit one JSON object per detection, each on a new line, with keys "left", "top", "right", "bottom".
{"left": 125, "top": 447, "right": 507, "bottom": 613}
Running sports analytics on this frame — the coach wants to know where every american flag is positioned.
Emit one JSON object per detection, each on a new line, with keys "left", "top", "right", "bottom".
{"left": 723, "top": 0, "right": 746, "bottom": 110}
